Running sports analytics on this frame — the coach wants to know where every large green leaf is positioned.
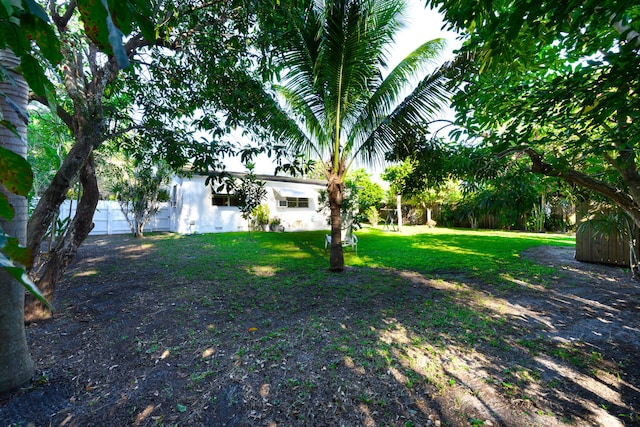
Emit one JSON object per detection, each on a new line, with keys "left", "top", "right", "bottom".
{"left": 0, "top": 0, "right": 15, "bottom": 18}
{"left": 0, "top": 253, "right": 50, "bottom": 309}
{"left": 22, "top": 0, "right": 48, "bottom": 23}
{"left": 18, "top": 52, "right": 53, "bottom": 96}
{"left": 0, "top": 193, "right": 12, "bottom": 221}
{"left": 77, "top": 0, "right": 135, "bottom": 68}
{"left": 77, "top": 0, "right": 111, "bottom": 52}
{"left": 0, "top": 145, "right": 32, "bottom": 196}
{"left": 0, "top": 19, "right": 28, "bottom": 53}
{"left": 2, "top": 236, "right": 31, "bottom": 268}
{"left": 20, "top": 5, "right": 63, "bottom": 65}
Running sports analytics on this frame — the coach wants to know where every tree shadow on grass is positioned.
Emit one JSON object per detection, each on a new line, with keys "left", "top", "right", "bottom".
{"left": 2, "top": 232, "right": 638, "bottom": 426}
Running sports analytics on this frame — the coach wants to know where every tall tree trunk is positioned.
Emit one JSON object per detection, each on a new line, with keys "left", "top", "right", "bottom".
{"left": 25, "top": 154, "right": 99, "bottom": 322}
{"left": 0, "top": 50, "right": 35, "bottom": 392}
{"left": 26, "top": 46, "right": 111, "bottom": 314}
{"left": 327, "top": 173, "right": 344, "bottom": 272}
{"left": 25, "top": 38, "right": 118, "bottom": 309}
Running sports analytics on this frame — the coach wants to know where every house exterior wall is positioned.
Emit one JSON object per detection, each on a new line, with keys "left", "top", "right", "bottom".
{"left": 46, "top": 175, "right": 328, "bottom": 237}
{"left": 265, "top": 179, "right": 327, "bottom": 232}
{"left": 170, "top": 174, "right": 328, "bottom": 234}
{"left": 170, "top": 175, "right": 245, "bottom": 234}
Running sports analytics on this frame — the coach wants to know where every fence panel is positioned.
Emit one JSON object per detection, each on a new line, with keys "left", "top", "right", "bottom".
{"left": 55, "top": 200, "right": 170, "bottom": 236}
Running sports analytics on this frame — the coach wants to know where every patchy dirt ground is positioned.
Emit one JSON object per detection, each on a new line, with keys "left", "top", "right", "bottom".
{"left": 1, "top": 235, "right": 639, "bottom": 427}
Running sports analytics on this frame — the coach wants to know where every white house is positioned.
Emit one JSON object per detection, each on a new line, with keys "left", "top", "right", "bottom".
{"left": 168, "top": 173, "right": 328, "bottom": 234}
{"left": 52, "top": 173, "right": 328, "bottom": 236}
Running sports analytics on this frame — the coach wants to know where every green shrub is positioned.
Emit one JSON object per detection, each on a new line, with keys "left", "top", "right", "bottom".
{"left": 253, "top": 204, "right": 270, "bottom": 226}
{"left": 366, "top": 206, "right": 380, "bottom": 226}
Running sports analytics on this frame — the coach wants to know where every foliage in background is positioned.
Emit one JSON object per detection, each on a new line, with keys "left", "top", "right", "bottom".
{"left": 26, "top": 109, "right": 72, "bottom": 198}
{"left": 112, "top": 159, "right": 172, "bottom": 238}
{"left": 252, "top": 204, "right": 270, "bottom": 230}
{"left": 385, "top": 132, "right": 577, "bottom": 231}
{"left": 435, "top": 166, "right": 577, "bottom": 232}
{"left": 366, "top": 205, "right": 380, "bottom": 226}
{"left": 344, "top": 169, "right": 385, "bottom": 218}
{"left": 428, "top": 0, "right": 640, "bottom": 231}
{"left": 382, "top": 159, "right": 461, "bottom": 225}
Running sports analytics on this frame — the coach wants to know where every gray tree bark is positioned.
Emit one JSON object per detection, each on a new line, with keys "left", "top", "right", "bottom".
{"left": 0, "top": 50, "right": 35, "bottom": 393}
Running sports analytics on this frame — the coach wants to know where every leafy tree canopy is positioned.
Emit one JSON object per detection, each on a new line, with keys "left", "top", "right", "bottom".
{"left": 344, "top": 168, "right": 385, "bottom": 214}
{"left": 426, "top": 0, "right": 640, "bottom": 226}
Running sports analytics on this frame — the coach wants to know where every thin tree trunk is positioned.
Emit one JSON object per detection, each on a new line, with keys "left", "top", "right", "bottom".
{"left": 25, "top": 154, "right": 99, "bottom": 322}
{"left": 0, "top": 50, "right": 35, "bottom": 392}
{"left": 27, "top": 136, "right": 94, "bottom": 262}
{"left": 396, "top": 194, "right": 403, "bottom": 231}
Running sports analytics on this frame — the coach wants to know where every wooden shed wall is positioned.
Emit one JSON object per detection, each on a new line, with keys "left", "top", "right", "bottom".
{"left": 575, "top": 202, "right": 638, "bottom": 267}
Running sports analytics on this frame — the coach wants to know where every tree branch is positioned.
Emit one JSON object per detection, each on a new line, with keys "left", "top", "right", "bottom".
{"left": 28, "top": 94, "right": 74, "bottom": 129}
{"left": 102, "top": 124, "right": 147, "bottom": 142}
{"left": 49, "top": 0, "right": 77, "bottom": 31}
{"left": 524, "top": 147, "right": 640, "bottom": 217}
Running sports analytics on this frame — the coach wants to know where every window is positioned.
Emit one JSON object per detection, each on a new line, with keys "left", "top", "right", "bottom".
{"left": 279, "top": 197, "right": 309, "bottom": 208}
{"left": 212, "top": 194, "right": 239, "bottom": 207}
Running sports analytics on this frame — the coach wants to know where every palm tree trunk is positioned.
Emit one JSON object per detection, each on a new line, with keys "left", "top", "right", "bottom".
{"left": 0, "top": 50, "right": 35, "bottom": 392}
{"left": 327, "top": 173, "right": 344, "bottom": 272}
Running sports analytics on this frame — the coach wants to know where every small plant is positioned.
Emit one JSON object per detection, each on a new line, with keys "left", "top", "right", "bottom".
{"left": 112, "top": 158, "right": 172, "bottom": 238}
{"left": 269, "top": 217, "right": 282, "bottom": 232}
{"left": 253, "top": 204, "right": 270, "bottom": 230}
{"left": 366, "top": 206, "right": 380, "bottom": 226}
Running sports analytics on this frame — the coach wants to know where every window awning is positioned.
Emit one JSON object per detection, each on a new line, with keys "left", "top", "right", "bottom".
{"left": 273, "top": 188, "right": 317, "bottom": 199}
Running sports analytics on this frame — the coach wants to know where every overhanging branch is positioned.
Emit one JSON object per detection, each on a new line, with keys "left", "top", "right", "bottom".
{"left": 524, "top": 147, "right": 640, "bottom": 216}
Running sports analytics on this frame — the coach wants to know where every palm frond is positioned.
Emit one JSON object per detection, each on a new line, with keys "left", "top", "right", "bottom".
{"left": 368, "top": 39, "right": 446, "bottom": 122}
{"left": 279, "top": 4, "right": 326, "bottom": 126}
{"left": 243, "top": 80, "right": 319, "bottom": 159}
{"left": 318, "top": 0, "right": 406, "bottom": 143}
{"left": 344, "top": 38, "right": 447, "bottom": 164}
{"left": 275, "top": 84, "right": 327, "bottom": 154}
{"left": 352, "top": 61, "right": 452, "bottom": 166}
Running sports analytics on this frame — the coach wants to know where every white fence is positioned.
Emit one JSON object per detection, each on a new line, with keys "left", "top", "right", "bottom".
{"left": 55, "top": 200, "right": 171, "bottom": 236}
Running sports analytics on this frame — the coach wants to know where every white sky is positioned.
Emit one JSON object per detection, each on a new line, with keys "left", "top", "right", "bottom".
{"left": 224, "top": 0, "right": 460, "bottom": 177}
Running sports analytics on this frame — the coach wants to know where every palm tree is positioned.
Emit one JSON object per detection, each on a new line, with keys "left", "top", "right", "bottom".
{"left": 259, "top": 0, "right": 450, "bottom": 271}
{"left": 0, "top": 50, "right": 35, "bottom": 392}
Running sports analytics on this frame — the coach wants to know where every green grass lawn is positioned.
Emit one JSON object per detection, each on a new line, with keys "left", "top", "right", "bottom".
{"left": 154, "top": 225, "right": 574, "bottom": 288}
{"left": 52, "top": 226, "right": 636, "bottom": 426}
